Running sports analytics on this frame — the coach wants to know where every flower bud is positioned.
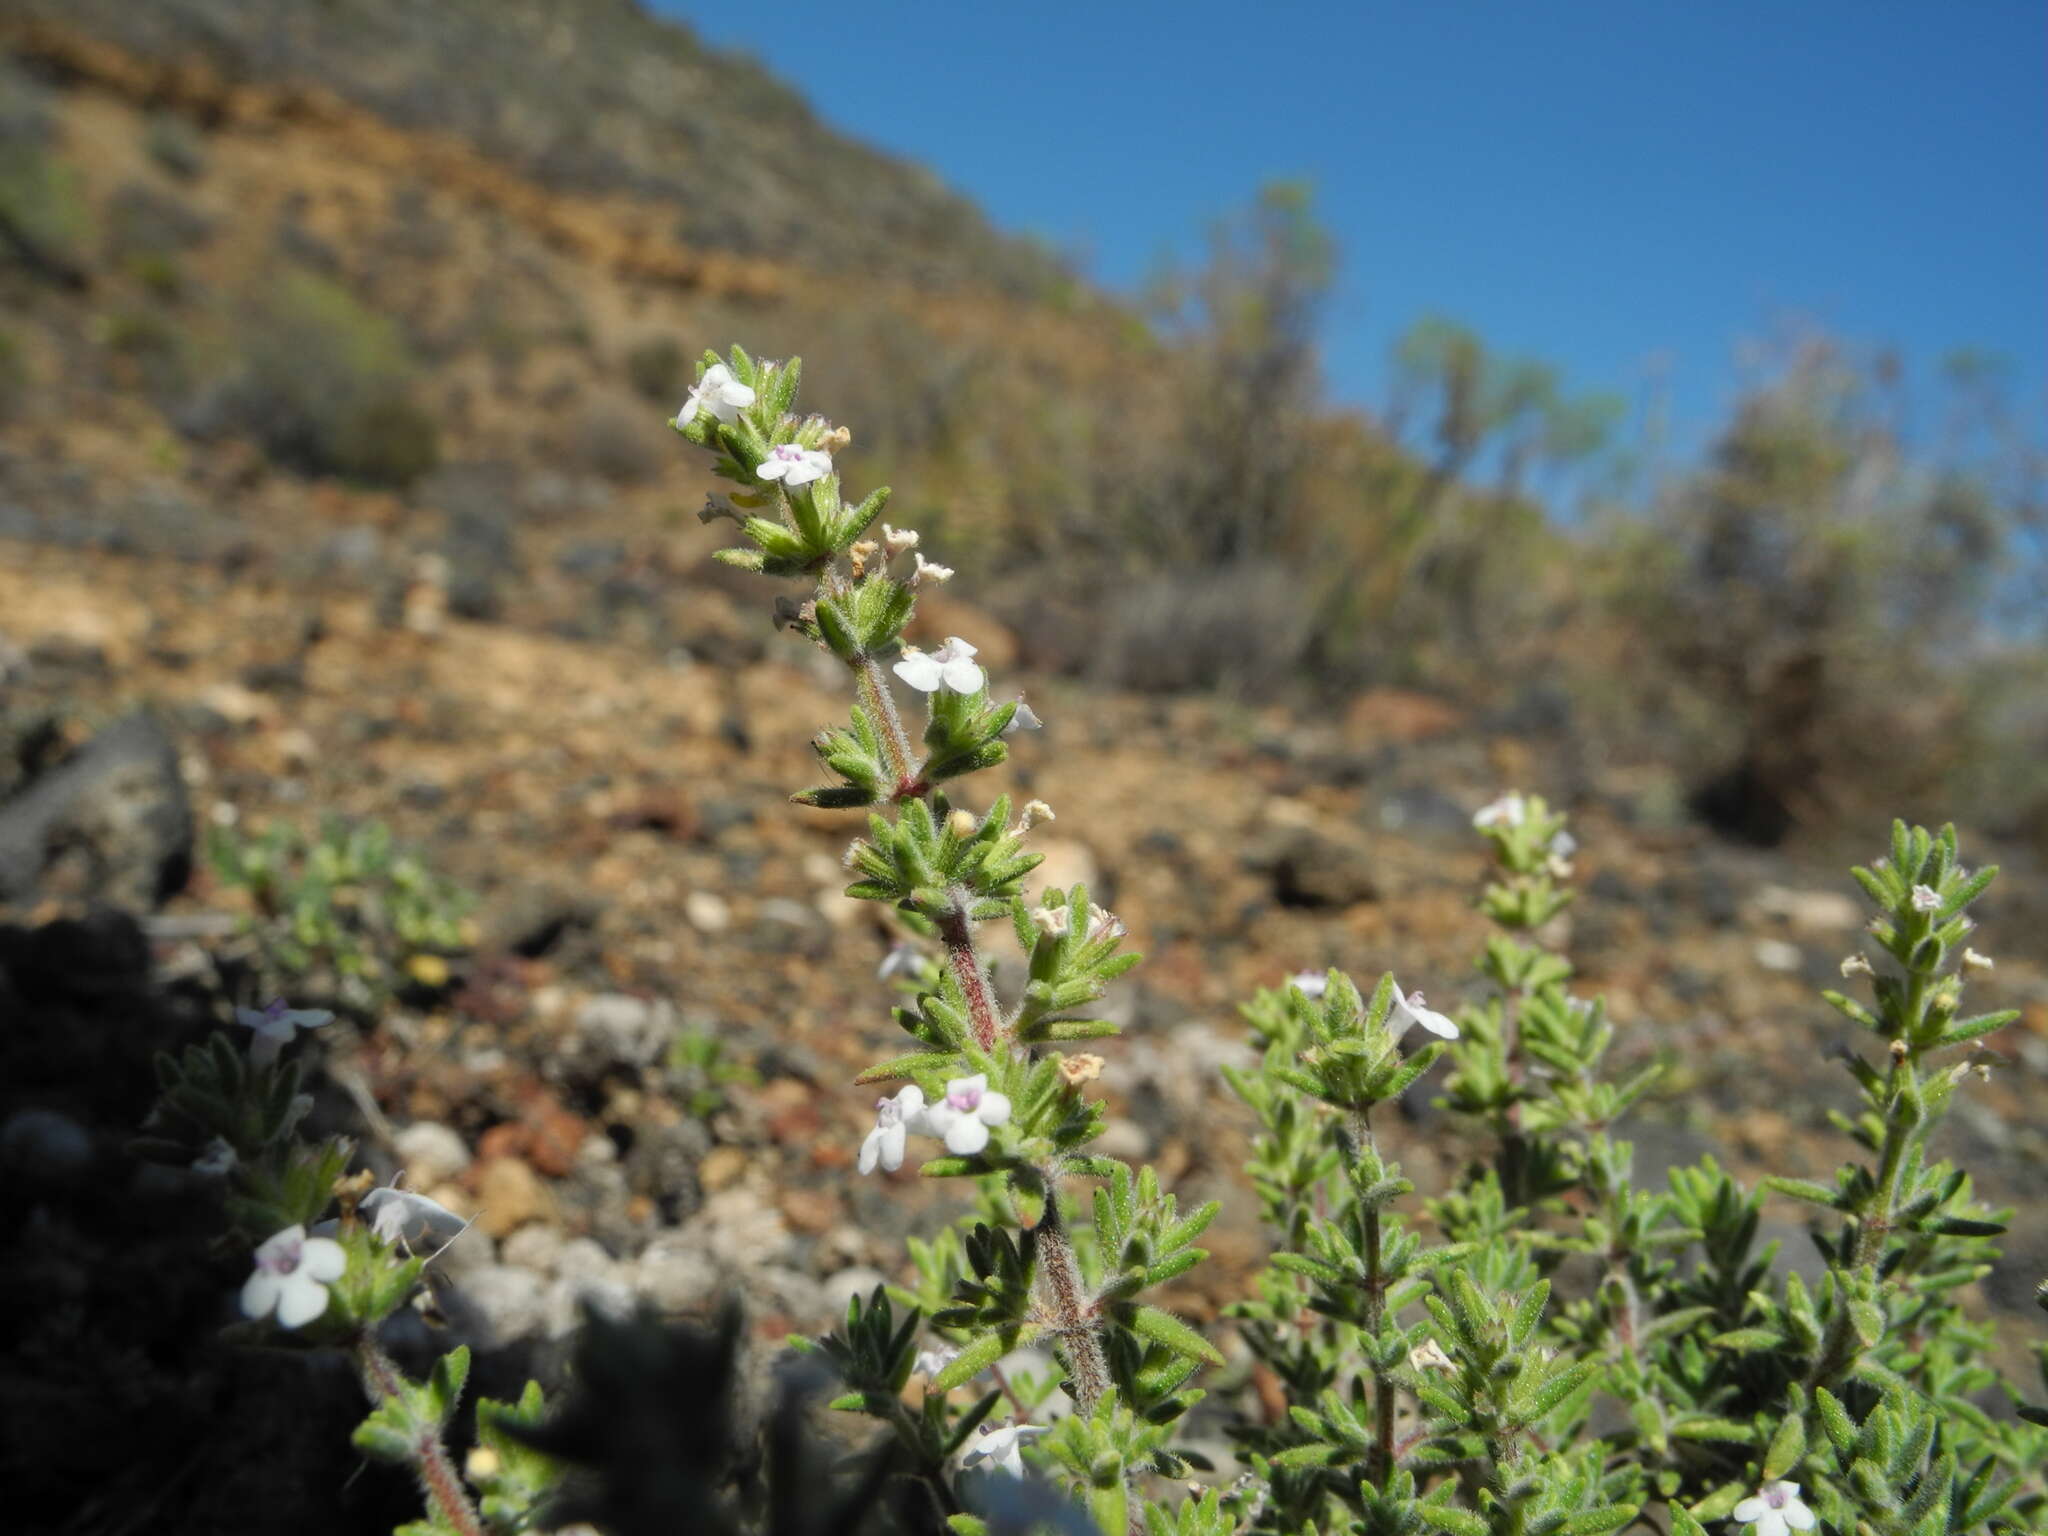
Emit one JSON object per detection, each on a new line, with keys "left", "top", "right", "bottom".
{"left": 947, "top": 809, "right": 977, "bottom": 839}
{"left": 1058, "top": 1053, "right": 1105, "bottom": 1087}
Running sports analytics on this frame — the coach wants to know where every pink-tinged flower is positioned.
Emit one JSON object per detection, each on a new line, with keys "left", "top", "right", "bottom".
{"left": 361, "top": 1187, "right": 468, "bottom": 1251}
{"left": 1003, "top": 696, "right": 1042, "bottom": 734}
{"left": 961, "top": 1420, "right": 1047, "bottom": 1478}
{"left": 241, "top": 1224, "right": 348, "bottom": 1328}
{"left": 677, "top": 363, "right": 756, "bottom": 426}
{"left": 859, "top": 1086, "right": 929, "bottom": 1174}
{"left": 922, "top": 1075, "right": 1012, "bottom": 1156}
{"left": 235, "top": 999, "right": 334, "bottom": 1068}
{"left": 1731, "top": 1481, "right": 1815, "bottom": 1536}
{"left": 1085, "top": 904, "right": 1124, "bottom": 942}
{"left": 913, "top": 1345, "right": 961, "bottom": 1380}
{"left": 1389, "top": 983, "right": 1460, "bottom": 1041}
{"left": 1910, "top": 884, "right": 1940, "bottom": 914}
{"left": 892, "top": 637, "right": 984, "bottom": 695}
{"left": 876, "top": 943, "right": 922, "bottom": 982}
{"left": 1473, "top": 793, "right": 1526, "bottom": 830}
{"left": 756, "top": 442, "right": 833, "bottom": 487}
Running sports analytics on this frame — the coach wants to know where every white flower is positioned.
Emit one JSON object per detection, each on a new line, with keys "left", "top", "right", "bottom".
{"left": 361, "top": 1186, "right": 468, "bottom": 1251}
{"left": 1004, "top": 696, "right": 1043, "bottom": 734}
{"left": 1032, "top": 904, "right": 1070, "bottom": 938}
{"left": 241, "top": 1223, "right": 348, "bottom": 1329}
{"left": 756, "top": 442, "right": 833, "bottom": 487}
{"left": 677, "top": 363, "right": 756, "bottom": 426}
{"left": 1910, "top": 884, "right": 1941, "bottom": 914}
{"left": 1291, "top": 971, "right": 1328, "bottom": 999}
{"left": 922, "top": 1075, "right": 1012, "bottom": 1156}
{"left": 1732, "top": 1480, "right": 1816, "bottom": 1536}
{"left": 235, "top": 999, "right": 334, "bottom": 1068}
{"left": 913, "top": 1345, "right": 960, "bottom": 1380}
{"left": 1085, "top": 904, "right": 1125, "bottom": 942}
{"left": 1840, "top": 953, "right": 1874, "bottom": 979}
{"left": 877, "top": 943, "right": 922, "bottom": 982}
{"left": 1017, "top": 798, "right": 1055, "bottom": 833}
{"left": 961, "top": 1420, "right": 1048, "bottom": 1479}
{"left": 192, "top": 1136, "right": 238, "bottom": 1177}
{"left": 892, "top": 636, "right": 984, "bottom": 695}
{"left": 1548, "top": 830, "right": 1577, "bottom": 859}
{"left": 1389, "top": 983, "right": 1460, "bottom": 1041}
{"left": 1473, "top": 793, "right": 1526, "bottom": 830}
{"left": 910, "top": 553, "right": 954, "bottom": 587}
{"left": 881, "top": 523, "right": 920, "bottom": 554}
{"left": 1963, "top": 947, "right": 1993, "bottom": 970}
{"left": 859, "top": 1086, "right": 929, "bottom": 1174}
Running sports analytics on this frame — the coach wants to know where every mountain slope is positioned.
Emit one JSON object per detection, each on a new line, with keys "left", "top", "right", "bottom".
{"left": 8, "top": 0, "right": 1069, "bottom": 298}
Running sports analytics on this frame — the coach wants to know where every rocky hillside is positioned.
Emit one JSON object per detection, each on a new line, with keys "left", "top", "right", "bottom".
{"left": 6, "top": 0, "right": 1072, "bottom": 297}
{"left": 1, "top": 10, "right": 2044, "bottom": 1531}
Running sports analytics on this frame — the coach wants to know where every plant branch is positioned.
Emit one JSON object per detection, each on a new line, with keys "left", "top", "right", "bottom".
{"left": 356, "top": 1338, "right": 485, "bottom": 1536}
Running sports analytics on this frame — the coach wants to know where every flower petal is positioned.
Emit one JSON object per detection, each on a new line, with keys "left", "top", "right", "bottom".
{"left": 756, "top": 459, "right": 788, "bottom": 482}
{"left": 893, "top": 653, "right": 942, "bottom": 692}
{"left": 1733, "top": 1499, "right": 1767, "bottom": 1523}
{"left": 940, "top": 658, "right": 985, "bottom": 694}
{"left": 858, "top": 1127, "right": 883, "bottom": 1174}
{"left": 273, "top": 1272, "right": 332, "bottom": 1330}
{"left": 943, "top": 1117, "right": 990, "bottom": 1155}
{"left": 241, "top": 1269, "right": 282, "bottom": 1320}
{"left": 300, "top": 1235, "right": 348, "bottom": 1282}
{"left": 1782, "top": 1505, "right": 1815, "bottom": 1533}
{"left": 974, "top": 1091, "right": 1012, "bottom": 1128}
{"left": 878, "top": 1122, "right": 907, "bottom": 1171}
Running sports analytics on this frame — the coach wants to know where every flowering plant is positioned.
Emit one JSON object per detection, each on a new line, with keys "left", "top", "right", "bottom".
{"left": 675, "top": 349, "right": 2047, "bottom": 1532}
{"left": 137, "top": 346, "right": 2046, "bottom": 1536}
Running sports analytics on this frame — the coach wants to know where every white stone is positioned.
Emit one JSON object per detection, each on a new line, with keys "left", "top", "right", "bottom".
{"left": 499, "top": 1224, "right": 566, "bottom": 1276}
{"left": 821, "top": 1265, "right": 889, "bottom": 1316}
{"left": 392, "top": 1121, "right": 471, "bottom": 1187}
{"left": 460, "top": 1264, "right": 547, "bottom": 1346}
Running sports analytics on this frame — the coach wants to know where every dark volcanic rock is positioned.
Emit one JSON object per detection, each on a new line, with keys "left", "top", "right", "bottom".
{"left": 0, "top": 711, "right": 193, "bottom": 908}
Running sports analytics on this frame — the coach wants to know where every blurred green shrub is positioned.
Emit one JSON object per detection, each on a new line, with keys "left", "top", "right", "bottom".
{"left": 143, "top": 112, "right": 208, "bottom": 181}
{"left": 208, "top": 814, "right": 476, "bottom": 1009}
{"left": 220, "top": 270, "right": 441, "bottom": 486}
{"left": 624, "top": 334, "right": 687, "bottom": 402}
{"left": 0, "top": 140, "right": 90, "bottom": 283}
{"left": 0, "top": 328, "right": 25, "bottom": 422}
{"left": 666, "top": 1027, "right": 757, "bottom": 1120}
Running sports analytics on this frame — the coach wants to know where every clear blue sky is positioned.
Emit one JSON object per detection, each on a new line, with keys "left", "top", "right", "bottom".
{"left": 661, "top": 1, "right": 2045, "bottom": 467}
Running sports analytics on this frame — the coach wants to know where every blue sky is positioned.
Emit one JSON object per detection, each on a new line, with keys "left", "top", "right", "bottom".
{"left": 663, "top": 2, "right": 2045, "bottom": 468}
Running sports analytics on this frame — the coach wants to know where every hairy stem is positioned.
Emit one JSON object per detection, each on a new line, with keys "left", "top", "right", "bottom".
{"left": 854, "top": 650, "right": 920, "bottom": 791}
{"left": 1350, "top": 1109, "right": 1397, "bottom": 1486}
{"left": 1036, "top": 1188, "right": 1109, "bottom": 1416}
{"left": 938, "top": 893, "right": 1002, "bottom": 1052}
{"left": 356, "top": 1339, "right": 485, "bottom": 1536}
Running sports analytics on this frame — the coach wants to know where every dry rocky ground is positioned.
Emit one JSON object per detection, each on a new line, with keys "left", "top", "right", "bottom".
{"left": 0, "top": 13, "right": 2044, "bottom": 1528}
{"left": 2, "top": 442, "right": 2045, "bottom": 1530}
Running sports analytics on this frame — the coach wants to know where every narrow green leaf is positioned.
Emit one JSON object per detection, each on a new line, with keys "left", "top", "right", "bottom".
{"left": 1128, "top": 1305, "right": 1223, "bottom": 1365}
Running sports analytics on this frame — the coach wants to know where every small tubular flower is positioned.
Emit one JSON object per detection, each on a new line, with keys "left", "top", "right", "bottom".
{"left": 236, "top": 999, "right": 335, "bottom": 1068}
{"left": 1290, "top": 971, "right": 1328, "bottom": 999}
{"left": 362, "top": 1186, "right": 469, "bottom": 1251}
{"left": 892, "top": 636, "right": 984, "bottom": 695}
{"left": 922, "top": 1075, "right": 1011, "bottom": 1155}
{"left": 756, "top": 442, "right": 833, "bottom": 487}
{"left": 1910, "top": 883, "right": 1941, "bottom": 913}
{"left": 960, "top": 1420, "right": 1047, "bottom": 1478}
{"left": 910, "top": 553, "right": 954, "bottom": 587}
{"left": 677, "top": 363, "right": 756, "bottom": 426}
{"left": 1389, "top": 983, "right": 1459, "bottom": 1041}
{"left": 241, "top": 1224, "right": 348, "bottom": 1329}
{"left": 1004, "top": 696, "right": 1043, "bottom": 734}
{"left": 1731, "top": 1481, "right": 1816, "bottom": 1536}
{"left": 858, "top": 1085, "right": 929, "bottom": 1174}
{"left": 1473, "top": 792, "right": 1526, "bottom": 830}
